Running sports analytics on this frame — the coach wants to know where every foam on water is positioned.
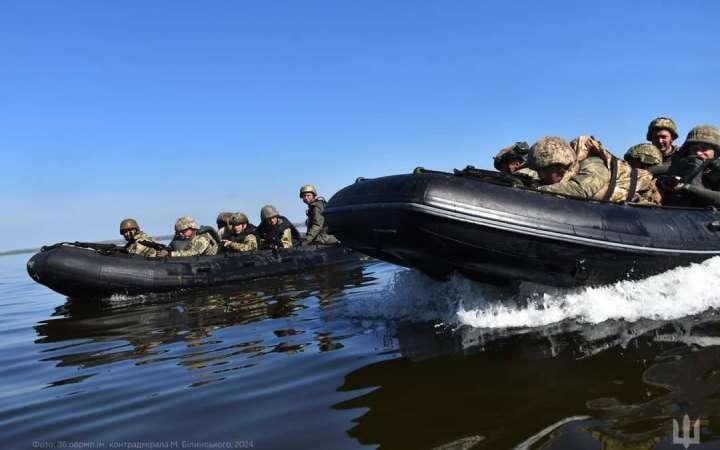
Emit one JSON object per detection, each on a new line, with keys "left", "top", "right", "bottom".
{"left": 347, "top": 257, "right": 720, "bottom": 330}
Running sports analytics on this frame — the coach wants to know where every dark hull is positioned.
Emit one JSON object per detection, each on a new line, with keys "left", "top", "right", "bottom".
{"left": 27, "top": 245, "right": 362, "bottom": 299}
{"left": 324, "top": 171, "right": 720, "bottom": 287}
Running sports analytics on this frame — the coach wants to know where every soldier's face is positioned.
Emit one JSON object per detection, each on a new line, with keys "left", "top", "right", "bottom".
{"left": 178, "top": 229, "right": 193, "bottom": 238}
{"left": 690, "top": 144, "right": 716, "bottom": 161}
{"left": 233, "top": 223, "right": 247, "bottom": 233}
{"left": 652, "top": 130, "right": 674, "bottom": 155}
{"left": 270, "top": 217, "right": 279, "bottom": 225}
{"left": 537, "top": 165, "right": 567, "bottom": 185}
{"left": 122, "top": 229, "right": 135, "bottom": 242}
{"left": 302, "top": 193, "right": 316, "bottom": 204}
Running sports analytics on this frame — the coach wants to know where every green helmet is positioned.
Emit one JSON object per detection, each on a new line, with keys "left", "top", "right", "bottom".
{"left": 229, "top": 212, "right": 248, "bottom": 226}
{"left": 260, "top": 205, "right": 280, "bottom": 222}
{"left": 682, "top": 125, "right": 720, "bottom": 150}
{"left": 528, "top": 137, "right": 576, "bottom": 170}
{"left": 175, "top": 216, "right": 199, "bottom": 233}
{"left": 493, "top": 142, "right": 530, "bottom": 171}
{"left": 624, "top": 143, "right": 663, "bottom": 166}
{"left": 299, "top": 184, "right": 317, "bottom": 198}
{"left": 216, "top": 212, "right": 232, "bottom": 228}
{"left": 646, "top": 117, "right": 679, "bottom": 141}
{"left": 119, "top": 218, "right": 139, "bottom": 233}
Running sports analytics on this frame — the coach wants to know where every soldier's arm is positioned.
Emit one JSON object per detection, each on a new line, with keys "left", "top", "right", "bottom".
{"left": 281, "top": 229, "right": 293, "bottom": 248}
{"left": 539, "top": 159, "right": 610, "bottom": 199}
{"left": 137, "top": 243, "right": 158, "bottom": 258}
{"left": 170, "top": 237, "right": 209, "bottom": 257}
{"left": 226, "top": 235, "right": 258, "bottom": 252}
{"left": 685, "top": 184, "right": 720, "bottom": 206}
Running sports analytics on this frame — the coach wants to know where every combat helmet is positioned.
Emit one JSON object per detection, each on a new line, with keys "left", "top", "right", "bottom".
{"left": 527, "top": 137, "right": 576, "bottom": 170}
{"left": 119, "top": 218, "right": 139, "bottom": 234}
{"left": 624, "top": 143, "right": 663, "bottom": 166}
{"left": 260, "top": 205, "right": 280, "bottom": 222}
{"left": 682, "top": 125, "right": 720, "bottom": 150}
{"left": 493, "top": 142, "right": 530, "bottom": 171}
{"left": 216, "top": 212, "right": 233, "bottom": 228}
{"left": 230, "top": 213, "right": 249, "bottom": 226}
{"left": 175, "top": 216, "right": 199, "bottom": 233}
{"left": 646, "top": 117, "right": 679, "bottom": 141}
{"left": 299, "top": 184, "right": 318, "bottom": 198}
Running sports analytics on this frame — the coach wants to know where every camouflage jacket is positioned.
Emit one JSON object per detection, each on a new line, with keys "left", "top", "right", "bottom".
{"left": 515, "top": 167, "right": 539, "bottom": 180}
{"left": 539, "top": 136, "right": 661, "bottom": 204}
{"left": 225, "top": 234, "right": 258, "bottom": 252}
{"left": 539, "top": 156, "right": 611, "bottom": 199}
{"left": 126, "top": 232, "right": 158, "bottom": 258}
{"left": 170, "top": 233, "right": 219, "bottom": 257}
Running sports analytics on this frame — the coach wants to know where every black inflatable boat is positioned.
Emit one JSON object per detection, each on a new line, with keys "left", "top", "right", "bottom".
{"left": 324, "top": 168, "right": 720, "bottom": 287}
{"left": 27, "top": 243, "right": 362, "bottom": 299}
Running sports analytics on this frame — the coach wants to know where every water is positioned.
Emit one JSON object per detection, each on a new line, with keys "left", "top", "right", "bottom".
{"left": 3, "top": 251, "right": 720, "bottom": 449}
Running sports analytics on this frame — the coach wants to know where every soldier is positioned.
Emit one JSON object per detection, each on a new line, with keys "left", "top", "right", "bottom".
{"left": 119, "top": 218, "right": 158, "bottom": 257}
{"left": 528, "top": 136, "right": 611, "bottom": 199}
{"left": 624, "top": 143, "right": 663, "bottom": 171}
{"left": 299, "top": 184, "right": 340, "bottom": 246}
{"left": 256, "top": 205, "right": 301, "bottom": 249}
{"left": 662, "top": 125, "right": 720, "bottom": 206}
{"left": 528, "top": 136, "right": 661, "bottom": 204}
{"left": 157, "top": 216, "right": 219, "bottom": 257}
{"left": 216, "top": 212, "right": 233, "bottom": 240}
{"left": 222, "top": 213, "right": 258, "bottom": 252}
{"left": 647, "top": 117, "right": 680, "bottom": 162}
{"left": 493, "top": 142, "right": 539, "bottom": 182}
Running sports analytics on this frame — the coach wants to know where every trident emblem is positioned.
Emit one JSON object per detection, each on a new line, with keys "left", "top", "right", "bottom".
{"left": 673, "top": 414, "right": 700, "bottom": 448}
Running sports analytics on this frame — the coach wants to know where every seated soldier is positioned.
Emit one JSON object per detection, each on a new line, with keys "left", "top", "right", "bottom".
{"left": 222, "top": 213, "right": 258, "bottom": 252}
{"left": 661, "top": 125, "right": 720, "bottom": 206}
{"left": 157, "top": 216, "right": 219, "bottom": 257}
{"left": 256, "top": 205, "right": 301, "bottom": 249}
{"left": 528, "top": 136, "right": 660, "bottom": 204}
{"left": 120, "top": 218, "right": 158, "bottom": 257}
{"left": 647, "top": 117, "right": 680, "bottom": 162}
{"left": 216, "top": 212, "right": 233, "bottom": 240}
{"left": 528, "top": 136, "right": 611, "bottom": 199}
{"left": 624, "top": 143, "right": 663, "bottom": 172}
{"left": 493, "top": 142, "right": 539, "bottom": 184}
{"left": 299, "top": 184, "right": 340, "bottom": 246}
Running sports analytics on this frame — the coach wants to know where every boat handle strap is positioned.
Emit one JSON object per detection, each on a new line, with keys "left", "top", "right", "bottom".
{"left": 626, "top": 168, "right": 639, "bottom": 203}
{"left": 602, "top": 157, "right": 619, "bottom": 202}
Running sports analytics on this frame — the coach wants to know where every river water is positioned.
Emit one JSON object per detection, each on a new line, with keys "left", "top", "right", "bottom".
{"left": 3, "top": 251, "right": 720, "bottom": 449}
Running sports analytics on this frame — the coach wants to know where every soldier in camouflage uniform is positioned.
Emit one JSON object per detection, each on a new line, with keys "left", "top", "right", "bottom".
{"left": 647, "top": 117, "right": 680, "bottom": 162}
{"left": 493, "top": 142, "right": 539, "bottom": 183}
{"left": 120, "top": 218, "right": 159, "bottom": 257}
{"left": 529, "top": 136, "right": 661, "bottom": 204}
{"left": 256, "top": 205, "right": 300, "bottom": 249}
{"left": 222, "top": 213, "right": 258, "bottom": 252}
{"left": 299, "top": 185, "right": 340, "bottom": 246}
{"left": 528, "top": 136, "right": 611, "bottom": 199}
{"left": 624, "top": 143, "right": 663, "bottom": 171}
{"left": 662, "top": 125, "right": 720, "bottom": 206}
{"left": 216, "top": 212, "right": 233, "bottom": 240}
{"left": 156, "top": 216, "right": 219, "bottom": 257}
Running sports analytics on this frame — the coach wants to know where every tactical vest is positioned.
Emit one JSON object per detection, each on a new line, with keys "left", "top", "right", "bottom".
{"left": 257, "top": 216, "right": 301, "bottom": 247}
{"left": 169, "top": 226, "right": 220, "bottom": 251}
{"left": 227, "top": 224, "right": 258, "bottom": 243}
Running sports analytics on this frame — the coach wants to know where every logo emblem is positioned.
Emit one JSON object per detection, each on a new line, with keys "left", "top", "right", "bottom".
{"left": 673, "top": 414, "right": 700, "bottom": 448}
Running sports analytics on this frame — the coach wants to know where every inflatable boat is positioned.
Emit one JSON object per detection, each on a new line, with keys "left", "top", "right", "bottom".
{"left": 27, "top": 243, "right": 362, "bottom": 299}
{"left": 324, "top": 167, "right": 720, "bottom": 287}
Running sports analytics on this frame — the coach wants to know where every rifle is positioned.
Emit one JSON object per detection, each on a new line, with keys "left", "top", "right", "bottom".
{"left": 138, "top": 240, "right": 171, "bottom": 252}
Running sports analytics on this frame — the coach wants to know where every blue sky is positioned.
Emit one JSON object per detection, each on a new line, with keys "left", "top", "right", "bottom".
{"left": 2, "top": 1, "right": 719, "bottom": 251}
